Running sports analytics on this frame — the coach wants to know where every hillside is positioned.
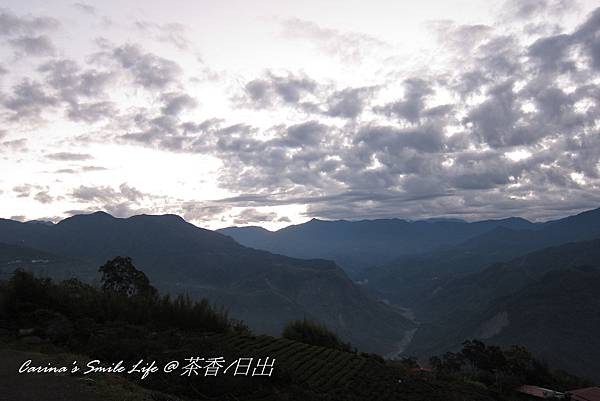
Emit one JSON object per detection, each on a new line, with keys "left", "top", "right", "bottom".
{"left": 0, "top": 271, "right": 511, "bottom": 401}
{"left": 404, "top": 240, "right": 600, "bottom": 382}
{"left": 0, "top": 212, "right": 412, "bottom": 355}
{"left": 483, "top": 268, "right": 600, "bottom": 382}
{"left": 360, "top": 208, "right": 600, "bottom": 307}
{"left": 0, "top": 242, "right": 97, "bottom": 283}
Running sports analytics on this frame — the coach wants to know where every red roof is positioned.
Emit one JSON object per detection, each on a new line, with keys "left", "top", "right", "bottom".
{"left": 409, "top": 367, "right": 433, "bottom": 373}
{"left": 570, "top": 387, "right": 600, "bottom": 401}
{"left": 516, "top": 385, "right": 563, "bottom": 399}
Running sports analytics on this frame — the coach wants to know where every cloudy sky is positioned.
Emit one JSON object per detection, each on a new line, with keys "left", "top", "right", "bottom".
{"left": 1, "top": 0, "right": 599, "bottom": 229}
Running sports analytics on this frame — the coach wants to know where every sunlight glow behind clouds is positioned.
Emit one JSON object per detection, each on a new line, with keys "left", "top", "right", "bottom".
{"left": 1, "top": 0, "right": 600, "bottom": 228}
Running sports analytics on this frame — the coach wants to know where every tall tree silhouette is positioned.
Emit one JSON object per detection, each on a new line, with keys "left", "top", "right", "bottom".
{"left": 99, "top": 256, "right": 156, "bottom": 298}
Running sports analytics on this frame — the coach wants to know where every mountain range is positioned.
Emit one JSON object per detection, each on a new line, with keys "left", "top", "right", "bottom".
{"left": 2, "top": 207, "right": 600, "bottom": 381}
{"left": 218, "top": 216, "right": 536, "bottom": 276}
{"left": 359, "top": 207, "right": 600, "bottom": 308}
{"left": 0, "top": 211, "right": 412, "bottom": 354}
{"left": 221, "top": 207, "right": 600, "bottom": 381}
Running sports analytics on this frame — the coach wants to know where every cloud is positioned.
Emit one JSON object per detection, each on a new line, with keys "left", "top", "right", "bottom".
{"left": 13, "top": 185, "right": 33, "bottom": 198}
{"left": 72, "top": 3, "right": 97, "bottom": 16}
{"left": 70, "top": 183, "right": 144, "bottom": 203}
{"left": 13, "top": 184, "right": 51, "bottom": 202}
{"left": 110, "top": 44, "right": 183, "bottom": 89}
{"left": 1, "top": 4, "right": 599, "bottom": 225}
{"left": 232, "top": 208, "right": 278, "bottom": 225}
{"left": 180, "top": 203, "right": 229, "bottom": 222}
{"left": 66, "top": 101, "right": 116, "bottom": 123}
{"left": 238, "top": 72, "right": 318, "bottom": 109}
{"left": 115, "top": 7, "right": 598, "bottom": 223}
{"left": 53, "top": 165, "right": 107, "bottom": 174}
{"left": 68, "top": 183, "right": 158, "bottom": 218}
{"left": 237, "top": 73, "right": 378, "bottom": 119}
{"left": 325, "top": 87, "right": 377, "bottom": 119}
{"left": 572, "top": 7, "right": 600, "bottom": 70}
{"left": 528, "top": 34, "right": 574, "bottom": 73}
{"left": 375, "top": 79, "right": 434, "bottom": 123}
{"left": 502, "top": 0, "right": 551, "bottom": 19}
{"left": 0, "top": 9, "right": 60, "bottom": 58}
{"left": 465, "top": 80, "right": 524, "bottom": 148}
{"left": 2, "top": 79, "right": 59, "bottom": 121}
{"left": 9, "top": 35, "right": 55, "bottom": 56}
{"left": 36, "top": 59, "right": 116, "bottom": 122}
{"left": 355, "top": 124, "right": 445, "bottom": 154}
{"left": 34, "top": 190, "right": 53, "bottom": 204}
{"left": 39, "top": 59, "right": 115, "bottom": 99}
{"left": 134, "top": 21, "right": 190, "bottom": 49}
{"left": 281, "top": 18, "right": 388, "bottom": 63}
{"left": 160, "top": 92, "right": 197, "bottom": 116}
{"left": 1, "top": 138, "right": 28, "bottom": 152}
{"left": 81, "top": 166, "right": 107, "bottom": 172}
{"left": 500, "top": 0, "right": 578, "bottom": 20}
{"left": 0, "top": 9, "right": 60, "bottom": 36}
{"left": 46, "top": 152, "right": 93, "bottom": 161}
{"left": 1, "top": 57, "right": 117, "bottom": 123}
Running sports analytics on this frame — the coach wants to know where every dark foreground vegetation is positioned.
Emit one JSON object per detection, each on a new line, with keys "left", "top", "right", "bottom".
{"left": 282, "top": 318, "right": 353, "bottom": 353}
{"left": 428, "top": 340, "right": 590, "bottom": 392}
{"left": 0, "top": 258, "right": 590, "bottom": 400}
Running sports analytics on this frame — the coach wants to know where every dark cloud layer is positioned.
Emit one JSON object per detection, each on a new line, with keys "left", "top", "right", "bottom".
{"left": 9, "top": 35, "right": 55, "bottom": 56}
{"left": 0, "top": 9, "right": 60, "bottom": 36}
{"left": 0, "top": 9, "right": 59, "bottom": 58}
{"left": 1, "top": 3, "right": 600, "bottom": 224}
{"left": 67, "top": 183, "right": 157, "bottom": 218}
{"left": 110, "top": 43, "right": 183, "bottom": 89}
{"left": 238, "top": 72, "right": 318, "bottom": 109}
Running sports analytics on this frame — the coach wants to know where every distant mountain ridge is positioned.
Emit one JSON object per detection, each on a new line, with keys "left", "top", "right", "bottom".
{"left": 360, "top": 207, "right": 600, "bottom": 307}
{"left": 0, "top": 211, "right": 413, "bottom": 354}
{"left": 218, "top": 215, "right": 539, "bottom": 276}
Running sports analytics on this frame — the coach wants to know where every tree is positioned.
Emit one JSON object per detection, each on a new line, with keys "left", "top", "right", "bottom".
{"left": 441, "top": 351, "right": 465, "bottom": 373}
{"left": 461, "top": 339, "right": 506, "bottom": 373}
{"left": 400, "top": 356, "right": 419, "bottom": 369}
{"left": 99, "top": 256, "right": 157, "bottom": 298}
{"left": 504, "top": 345, "right": 534, "bottom": 376}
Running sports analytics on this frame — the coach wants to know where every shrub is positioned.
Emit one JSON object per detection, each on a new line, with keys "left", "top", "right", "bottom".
{"left": 4, "top": 264, "right": 238, "bottom": 336}
{"left": 282, "top": 318, "right": 352, "bottom": 352}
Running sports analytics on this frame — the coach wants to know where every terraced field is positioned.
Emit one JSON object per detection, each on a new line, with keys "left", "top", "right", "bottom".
{"left": 197, "top": 332, "right": 367, "bottom": 392}
{"left": 162, "top": 332, "right": 501, "bottom": 401}
{"left": 1, "top": 326, "right": 504, "bottom": 401}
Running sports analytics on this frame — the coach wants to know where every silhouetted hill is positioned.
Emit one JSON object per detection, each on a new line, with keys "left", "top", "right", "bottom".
{"left": 0, "top": 212, "right": 412, "bottom": 354}
{"left": 361, "top": 207, "right": 600, "bottom": 307}
{"left": 404, "top": 239, "right": 600, "bottom": 382}
{"left": 219, "top": 216, "right": 538, "bottom": 276}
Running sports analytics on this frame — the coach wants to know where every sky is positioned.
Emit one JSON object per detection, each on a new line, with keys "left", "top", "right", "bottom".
{"left": 0, "top": 0, "right": 599, "bottom": 229}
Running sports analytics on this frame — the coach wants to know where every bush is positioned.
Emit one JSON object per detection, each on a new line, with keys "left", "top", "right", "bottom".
{"left": 4, "top": 264, "right": 239, "bottom": 336}
{"left": 428, "top": 339, "right": 591, "bottom": 392}
{"left": 282, "top": 318, "right": 352, "bottom": 352}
